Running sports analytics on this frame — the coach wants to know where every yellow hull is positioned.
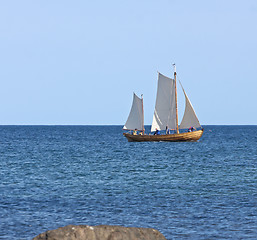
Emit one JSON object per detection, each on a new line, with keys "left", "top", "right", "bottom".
{"left": 123, "top": 129, "right": 204, "bottom": 142}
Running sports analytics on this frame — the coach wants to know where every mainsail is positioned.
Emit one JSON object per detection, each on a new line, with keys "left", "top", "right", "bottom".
{"left": 123, "top": 93, "right": 144, "bottom": 131}
{"left": 179, "top": 81, "right": 201, "bottom": 130}
{"left": 151, "top": 73, "right": 177, "bottom": 132}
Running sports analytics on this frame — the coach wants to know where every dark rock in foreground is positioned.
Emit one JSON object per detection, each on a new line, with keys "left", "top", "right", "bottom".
{"left": 33, "top": 224, "right": 167, "bottom": 240}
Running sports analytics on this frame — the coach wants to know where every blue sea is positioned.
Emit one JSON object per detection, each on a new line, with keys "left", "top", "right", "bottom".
{"left": 0, "top": 125, "right": 256, "bottom": 240}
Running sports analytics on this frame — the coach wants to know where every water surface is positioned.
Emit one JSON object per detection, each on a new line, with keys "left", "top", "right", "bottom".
{"left": 0, "top": 125, "right": 256, "bottom": 239}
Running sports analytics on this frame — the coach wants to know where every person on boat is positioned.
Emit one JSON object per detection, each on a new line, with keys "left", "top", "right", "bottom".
{"left": 188, "top": 127, "right": 196, "bottom": 132}
{"left": 154, "top": 128, "right": 160, "bottom": 135}
{"left": 133, "top": 129, "right": 138, "bottom": 135}
{"left": 166, "top": 126, "right": 170, "bottom": 135}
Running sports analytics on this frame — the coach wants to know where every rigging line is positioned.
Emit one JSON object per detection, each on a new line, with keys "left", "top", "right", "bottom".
{"left": 176, "top": 74, "right": 183, "bottom": 89}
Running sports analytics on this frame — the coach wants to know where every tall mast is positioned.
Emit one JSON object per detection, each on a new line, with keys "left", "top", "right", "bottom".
{"left": 141, "top": 94, "right": 145, "bottom": 134}
{"left": 173, "top": 64, "right": 179, "bottom": 134}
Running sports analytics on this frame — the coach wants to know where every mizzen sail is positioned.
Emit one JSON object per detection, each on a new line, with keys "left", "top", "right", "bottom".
{"left": 123, "top": 93, "right": 144, "bottom": 131}
{"left": 179, "top": 82, "right": 201, "bottom": 130}
{"left": 151, "top": 73, "right": 177, "bottom": 132}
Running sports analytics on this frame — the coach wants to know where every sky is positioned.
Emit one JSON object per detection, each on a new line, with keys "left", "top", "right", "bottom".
{"left": 0, "top": 0, "right": 256, "bottom": 125}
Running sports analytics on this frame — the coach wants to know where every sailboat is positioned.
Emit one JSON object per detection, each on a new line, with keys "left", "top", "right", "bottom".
{"left": 123, "top": 64, "right": 204, "bottom": 142}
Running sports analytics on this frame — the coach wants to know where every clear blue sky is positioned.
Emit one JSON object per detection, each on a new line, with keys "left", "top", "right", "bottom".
{"left": 0, "top": 0, "right": 256, "bottom": 125}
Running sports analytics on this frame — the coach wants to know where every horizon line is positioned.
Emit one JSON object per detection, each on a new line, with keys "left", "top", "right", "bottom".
{"left": 0, "top": 124, "right": 256, "bottom": 126}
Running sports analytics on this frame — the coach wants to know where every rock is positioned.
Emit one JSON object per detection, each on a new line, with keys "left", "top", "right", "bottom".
{"left": 32, "top": 224, "right": 167, "bottom": 240}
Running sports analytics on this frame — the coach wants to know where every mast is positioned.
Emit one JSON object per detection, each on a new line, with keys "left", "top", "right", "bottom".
{"left": 173, "top": 64, "right": 179, "bottom": 134}
{"left": 141, "top": 94, "right": 145, "bottom": 134}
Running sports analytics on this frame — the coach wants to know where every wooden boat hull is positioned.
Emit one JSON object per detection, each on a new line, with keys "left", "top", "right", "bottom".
{"left": 123, "top": 129, "right": 204, "bottom": 142}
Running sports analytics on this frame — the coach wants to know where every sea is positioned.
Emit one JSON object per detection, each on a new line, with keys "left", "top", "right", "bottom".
{"left": 0, "top": 125, "right": 256, "bottom": 240}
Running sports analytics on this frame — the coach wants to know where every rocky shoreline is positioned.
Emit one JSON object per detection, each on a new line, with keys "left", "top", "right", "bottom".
{"left": 33, "top": 224, "right": 167, "bottom": 240}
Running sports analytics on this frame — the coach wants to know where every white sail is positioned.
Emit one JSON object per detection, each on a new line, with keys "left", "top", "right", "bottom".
{"left": 179, "top": 82, "right": 201, "bottom": 130}
{"left": 151, "top": 73, "right": 177, "bottom": 132}
{"left": 123, "top": 93, "right": 144, "bottom": 131}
